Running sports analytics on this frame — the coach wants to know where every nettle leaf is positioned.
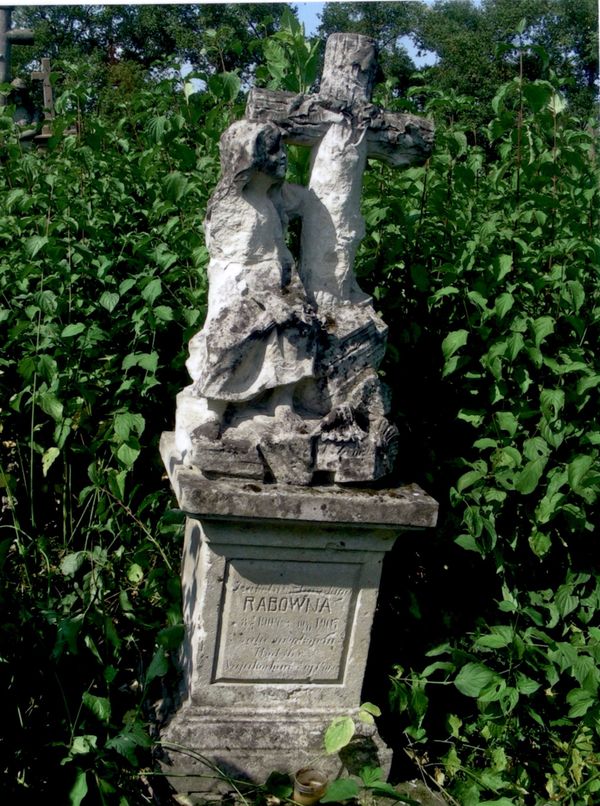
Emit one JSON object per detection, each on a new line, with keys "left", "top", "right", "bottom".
{"left": 455, "top": 534, "right": 480, "bottom": 553}
{"left": 458, "top": 409, "right": 485, "bottom": 427}
{"left": 25, "top": 234, "right": 49, "bottom": 258}
{"left": 54, "top": 615, "right": 84, "bottom": 657}
{"left": 163, "top": 171, "right": 190, "bottom": 203}
{"left": 360, "top": 702, "right": 382, "bottom": 717}
{"left": 70, "top": 734, "right": 98, "bottom": 756}
{"left": 455, "top": 663, "right": 499, "bottom": 697}
{"left": 578, "top": 375, "right": 600, "bottom": 396}
{"left": 567, "top": 455, "right": 594, "bottom": 491}
{"left": 105, "top": 723, "right": 151, "bottom": 764}
{"left": 506, "top": 331, "right": 524, "bottom": 361}
{"left": 61, "top": 322, "right": 86, "bottom": 338}
{"left": 127, "top": 563, "right": 144, "bottom": 584}
{"left": 139, "top": 352, "right": 158, "bottom": 372}
{"left": 145, "top": 646, "right": 169, "bottom": 685}
{"left": 493, "top": 253, "right": 512, "bottom": 282}
{"left": 324, "top": 715, "right": 355, "bottom": 754}
{"left": 429, "top": 285, "right": 459, "bottom": 304}
{"left": 119, "top": 278, "right": 136, "bottom": 295}
{"left": 321, "top": 779, "right": 360, "bottom": 803}
{"left": 523, "top": 81, "right": 553, "bottom": 112}
{"left": 108, "top": 468, "right": 127, "bottom": 500}
{"left": 114, "top": 412, "right": 145, "bottom": 441}
{"left": 117, "top": 443, "right": 140, "bottom": 469}
{"left": 540, "top": 388, "right": 565, "bottom": 421}
{"left": 154, "top": 304, "right": 174, "bottom": 322}
{"left": 6, "top": 187, "right": 29, "bottom": 211}
{"left": 442, "top": 329, "right": 469, "bottom": 361}
{"left": 208, "top": 71, "right": 241, "bottom": 103}
{"left": 42, "top": 446, "right": 60, "bottom": 476}
{"left": 515, "top": 457, "right": 547, "bottom": 495}
{"left": 82, "top": 692, "right": 111, "bottom": 724}
{"left": 496, "top": 411, "right": 519, "bottom": 437}
{"left": 523, "top": 437, "right": 549, "bottom": 461}
{"left": 562, "top": 280, "right": 585, "bottom": 313}
{"left": 555, "top": 585, "right": 578, "bottom": 618}
{"left": 99, "top": 291, "right": 119, "bottom": 312}
{"left": 529, "top": 530, "right": 552, "bottom": 557}
{"left": 495, "top": 292, "right": 514, "bottom": 319}
{"left": 156, "top": 624, "right": 185, "bottom": 650}
{"left": 39, "top": 392, "right": 64, "bottom": 422}
{"left": 475, "top": 625, "right": 513, "bottom": 650}
{"left": 60, "top": 551, "right": 87, "bottom": 576}
{"left": 122, "top": 352, "right": 158, "bottom": 373}
{"left": 69, "top": 769, "right": 88, "bottom": 806}
{"left": 360, "top": 766, "right": 383, "bottom": 787}
{"left": 531, "top": 315, "right": 555, "bottom": 347}
{"left": 516, "top": 673, "right": 541, "bottom": 695}
{"left": 457, "top": 469, "right": 485, "bottom": 493}
{"left": 142, "top": 278, "right": 162, "bottom": 306}
{"left": 566, "top": 687, "right": 596, "bottom": 718}
{"left": 474, "top": 438, "right": 497, "bottom": 450}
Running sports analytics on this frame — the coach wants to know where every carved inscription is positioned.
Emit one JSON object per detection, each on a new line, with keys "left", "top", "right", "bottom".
{"left": 213, "top": 558, "right": 359, "bottom": 683}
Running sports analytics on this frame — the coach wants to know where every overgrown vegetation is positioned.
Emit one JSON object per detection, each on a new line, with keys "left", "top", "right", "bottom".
{"left": 1, "top": 6, "right": 598, "bottom": 805}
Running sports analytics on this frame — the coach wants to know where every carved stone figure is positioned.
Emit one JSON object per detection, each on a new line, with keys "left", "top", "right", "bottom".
{"left": 177, "top": 123, "right": 317, "bottom": 434}
{"left": 159, "top": 34, "right": 439, "bottom": 800}
{"left": 174, "top": 33, "right": 434, "bottom": 485}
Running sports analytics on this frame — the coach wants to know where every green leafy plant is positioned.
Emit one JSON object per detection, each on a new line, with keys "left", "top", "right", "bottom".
{"left": 0, "top": 61, "right": 241, "bottom": 802}
{"left": 359, "top": 39, "right": 599, "bottom": 806}
{"left": 321, "top": 705, "right": 420, "bottom": 804}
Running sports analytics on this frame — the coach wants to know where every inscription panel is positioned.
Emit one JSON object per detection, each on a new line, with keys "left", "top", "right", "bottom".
{"left": 213, "top": 558, "right": 359, "bottom": 683}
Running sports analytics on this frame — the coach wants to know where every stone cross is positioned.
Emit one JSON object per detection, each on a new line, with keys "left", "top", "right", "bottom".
{"left": 0, "top": 5, "right": 35, "bottom": 104}
{"left": 175, "top": 32, "right": 434, "bottom": 487}
{"left": 246, "top": 33, "right": 433, "bottom": 307}
{"left": 160, "top": 32, "right": 439, "bottom": 802}
{"left": 31, "top": 57, "right": 53, "bottom": 121}
{"left": 247, "top": 34, "right": 433, "bottom": 167}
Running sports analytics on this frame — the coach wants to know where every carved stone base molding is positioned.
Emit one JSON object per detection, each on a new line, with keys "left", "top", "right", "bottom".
{"left": 159, "top": 434, "right": 438, "bottom": 800}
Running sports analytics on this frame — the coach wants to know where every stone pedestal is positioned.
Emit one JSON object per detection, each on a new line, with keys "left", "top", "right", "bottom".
{"left": 160, "top": 433, "right": 438, "bottom": 800}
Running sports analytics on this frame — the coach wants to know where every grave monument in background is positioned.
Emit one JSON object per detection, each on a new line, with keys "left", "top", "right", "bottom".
{"left": 160, "top": 33, "right": 438, "bottom": 800}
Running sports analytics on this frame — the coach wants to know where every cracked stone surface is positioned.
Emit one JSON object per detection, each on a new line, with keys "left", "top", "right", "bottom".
{"left": 160, "top": 34, "right": 438, "bottom": 801}
{"left": 173, "top": 32, "right": 433, "bottom": 485}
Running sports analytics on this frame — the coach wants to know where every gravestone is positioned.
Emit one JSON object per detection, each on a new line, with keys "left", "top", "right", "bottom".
{"left": 161, "top": 33, "right": 438, "bottom": 800}
{"left": 31, "top": 57, "right": 54, "bottom": 144}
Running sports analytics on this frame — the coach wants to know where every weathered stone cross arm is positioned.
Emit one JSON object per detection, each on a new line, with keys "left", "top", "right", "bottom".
{"left": 246, "top": 30, "right": 432, "bottom": 167}
{"left": 6, "top": 27, "right": 34, "bottom": 45}
{"left": 31, "top": 56, "right": 54, "bottom": 118}
{"left": 246, "top": 86, "right": 434, "bottom": 168}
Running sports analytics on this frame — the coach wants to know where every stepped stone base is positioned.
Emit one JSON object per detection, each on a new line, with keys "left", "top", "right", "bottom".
{"left": 159, "top": 433, "right": 438, "bottom": 800}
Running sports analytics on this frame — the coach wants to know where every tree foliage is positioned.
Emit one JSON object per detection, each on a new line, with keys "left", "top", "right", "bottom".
{"left": 359, "top": 50, "right": 599, "bottom": 806}
{"left": 0, "top": 65, "right": 242, "bottom": 802}
{"left": 12, "top": 3, "right": 292, "bottom": 77}
{"left": 319, "top": 0, "right": 599, "bottom": 122}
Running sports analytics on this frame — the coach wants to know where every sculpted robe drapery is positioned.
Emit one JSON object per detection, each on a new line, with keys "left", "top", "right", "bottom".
{"left": 186, "top": 122, "right": 317, "bottom": 404}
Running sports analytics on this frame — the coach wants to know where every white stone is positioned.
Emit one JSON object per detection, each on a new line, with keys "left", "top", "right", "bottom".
{"left": 160, "top": 33, "right": 438, "bottom": 800}
{"left": 172, "top": 33, "right": 433, "bottom": 485}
